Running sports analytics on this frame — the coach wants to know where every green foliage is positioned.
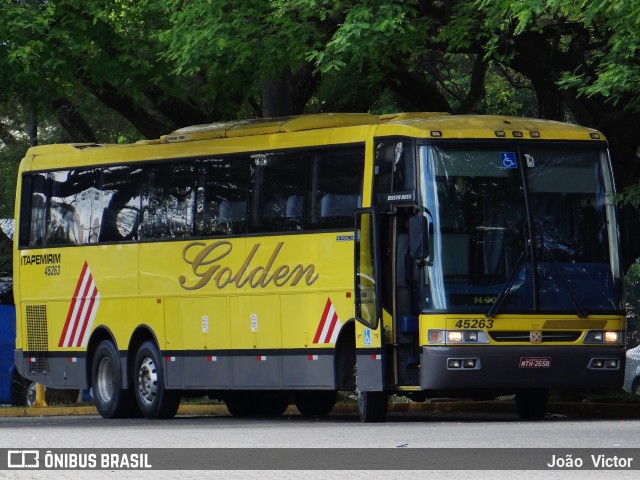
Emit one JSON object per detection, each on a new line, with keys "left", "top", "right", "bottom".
{"left": 616, "top": 183, "right": 640, "bottom": 210}
{"left": 625, "top": 261, "right": 640, "bottom": 347}
{"left": 0, "top": 143, "right": 21, "bottom": 218}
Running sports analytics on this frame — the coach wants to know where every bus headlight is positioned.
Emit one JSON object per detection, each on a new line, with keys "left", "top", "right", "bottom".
{"left": 584, "top": 330, "right": 623, "bottom": 344}
{"left": 428, "top": 330, "right": 490, "bottom": 345}
{"left": 447, "top": 331, "right": 463, "bottom": 343}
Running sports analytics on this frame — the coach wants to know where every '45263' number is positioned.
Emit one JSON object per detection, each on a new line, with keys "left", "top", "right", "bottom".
{"left": 44, "top": 265, "right": 61, "bottom": 276}
{"left": 454, "top": 319, "right": 493, "bottom": 329}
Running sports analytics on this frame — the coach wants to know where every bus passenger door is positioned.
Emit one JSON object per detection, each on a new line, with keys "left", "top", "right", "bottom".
{"left": 371, "top": 140, "right": 421, "bottom": 390}
{"left": 354, "top": 209, "right": 384, "bottom": 392}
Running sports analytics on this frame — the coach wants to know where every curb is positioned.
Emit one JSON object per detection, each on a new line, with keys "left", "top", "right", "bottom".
{"left": 2, "top": 401, "right": 640, "bottom": 419}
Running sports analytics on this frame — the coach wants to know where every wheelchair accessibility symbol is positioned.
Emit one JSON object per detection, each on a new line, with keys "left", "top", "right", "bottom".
{"left": 501, "top": 152, "right": 517, "bottom": 169}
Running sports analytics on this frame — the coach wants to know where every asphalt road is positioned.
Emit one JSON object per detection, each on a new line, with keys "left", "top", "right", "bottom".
{"left": 0, "top": 408, "right": 639, "bottom": 480}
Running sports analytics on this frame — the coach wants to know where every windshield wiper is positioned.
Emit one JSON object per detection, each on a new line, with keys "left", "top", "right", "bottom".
{"left": 542, "top": 246, "right": 588, "bottom": 319}
{"left": 486, "top": 249, "right": 529, "bottom": 318}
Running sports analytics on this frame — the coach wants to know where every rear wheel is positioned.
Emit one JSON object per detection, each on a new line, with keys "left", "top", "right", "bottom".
{"left": 293, "top": 390, "right": 337, "bottom": 416}
{"left": 133, "top": 341, "right": 180, "bottom": 419}
{"left": 515, "top": 388, "right": 548, "bottom": 420}
{"left": 225, "top": 391, "right": 289, "bottom": 417}
{"left": 357, "top": 390, "right": 388, "bottom": 423}
{"left": 92, "top": 340, "right": 137, "bottom": 418}
{"left": 224, "top": 392, "right": 253, "bottom": 417}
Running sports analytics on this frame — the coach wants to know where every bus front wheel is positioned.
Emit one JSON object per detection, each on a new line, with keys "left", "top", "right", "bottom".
{"left": 357, "top": 391, "right": 388, "bottom": 423}
{"left": 133, "top": 341, "right": 180, "bottom": 419}
{"left": 92, "top": 340, "right": 137, "bottom": 418}
{"left": 515, "top": 388, "right": 548, "bottom": 420}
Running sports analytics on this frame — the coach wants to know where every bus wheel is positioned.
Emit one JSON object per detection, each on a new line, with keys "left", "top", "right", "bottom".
{"left": 92, "top": 340, "right": 137, "bottom": 419}
{"left": 257, "top": 392, "right": 290, "bottom": 416}
{"left": 357, "top": 391, "right": 388, "bottom": 423}
{"left": 224, "top": 392, "right": 253, "bottom": 417}
{"left": 293, "top": 390, "right": 337, "bottom": 416}
{"left": 133, "top": 341, "right": 180, "bottom": 419}
{"left": 515, "top": 388, "right": 548, "bottom": 420}
{"left": 225, "top": 391, "right": 289, "bottom": 417}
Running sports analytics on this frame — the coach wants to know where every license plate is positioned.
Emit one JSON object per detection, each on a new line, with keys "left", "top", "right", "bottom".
{"left": 519, "top": 357, "right": 552, "bottom": 368}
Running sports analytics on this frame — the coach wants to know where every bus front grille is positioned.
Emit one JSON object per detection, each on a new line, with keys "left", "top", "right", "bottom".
{"left": 488, "top": 331, "right": 581, "bottom": 343}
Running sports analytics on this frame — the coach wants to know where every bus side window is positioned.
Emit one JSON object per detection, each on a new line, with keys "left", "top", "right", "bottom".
{"left": 97, "top": 166, "right": 143, "bottom": 243}
{"left": 308, "top": 146, "right": 364, "bottom": 230}
{"left": 23, "top": 173, "right": 47, "bottom": 247}
{"left": 197, "top": 156, "right": 250, "bottom": 236}
{"left": 45, "top": 170, "right": 96, "bottom": 246}
{"left": 373, "top": 141, "right": 415, "bottom": 206}
{"left": 249, "top": 152, "right": 305, "bottom": 233}
{"left": 141, "top": 164, "right": 197, "bottom": 240}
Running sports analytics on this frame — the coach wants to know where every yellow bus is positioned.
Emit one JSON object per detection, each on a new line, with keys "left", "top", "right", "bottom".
{"left": 13, "top": 113, "right": 626, "bottom": 421}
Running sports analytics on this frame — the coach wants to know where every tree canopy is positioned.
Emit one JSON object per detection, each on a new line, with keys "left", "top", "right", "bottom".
{"left": 1, "top": 0, "right": 640, "bottom": 205}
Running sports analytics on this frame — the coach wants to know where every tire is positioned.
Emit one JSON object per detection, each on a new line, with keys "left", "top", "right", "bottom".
{"left": 357, "top": 390, "right": 388, "bottom": 423}
{"left": 225, "top": 391, "right": 289, "bottom": 417}
{"left": 92, "top": 340, "right": 137, "bottom": 419}
{"left": 293, "top": 390, "right": 337, "bottom": 416}
{"left": 224, "top": 392, "right": 253, "bottom": 417}
{"left": 257, "top": 392, "right": 290, "bottom": 416}
{"left": 133, "top": 341, "right": 180, "bottom": 419}
{"left": 515, "top": 388, "right": 548, "bottom": 420}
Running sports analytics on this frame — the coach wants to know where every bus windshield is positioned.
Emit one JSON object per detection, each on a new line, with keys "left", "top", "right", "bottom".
{"left": 419, "top": 143, "right": 623, "bottom": 315}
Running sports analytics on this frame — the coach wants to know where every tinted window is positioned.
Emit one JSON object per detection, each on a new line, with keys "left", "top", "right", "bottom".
{"left": 308, "top": 147, "right": 363, "bottom": 230}
{"left": 97, "top": 166, "right": 143, "bottom": 242}
{"left": 18, "top": 143, "right": 365, "bottom": 246}
{"left": 373, "top": 141, "right": 415, "bottom": 205}
{"left": 140, "top": 163, "right": 197, "bottom": 240}
{"left": 46, "top": 170, "right": 98, "bottom": 245}
{"left": 249, "top": 152, "right": 306, "bottom": 233}
{"left": 196, "top": 157, "right": 250, "bottom": 236}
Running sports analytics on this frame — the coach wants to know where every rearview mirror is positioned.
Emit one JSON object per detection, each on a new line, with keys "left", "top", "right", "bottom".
{"left": 408, "top": 214, "right": 430, "bottom": 261}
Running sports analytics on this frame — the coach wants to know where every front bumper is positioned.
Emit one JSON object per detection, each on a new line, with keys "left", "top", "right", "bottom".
{"left": 421, "top": 345, "right": 625, "bottom": 391}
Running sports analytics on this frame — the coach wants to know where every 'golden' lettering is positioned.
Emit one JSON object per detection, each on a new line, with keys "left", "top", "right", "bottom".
{"left": 179, "top": 241, "right": 319, "bottom": 290}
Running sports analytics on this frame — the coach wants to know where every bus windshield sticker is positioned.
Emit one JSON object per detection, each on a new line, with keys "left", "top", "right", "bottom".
{"left": 501, "top": 152, "right": 517, "bottom": 169}
{"left": 525, "top": 153, "right": 535, "bottom": 167}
